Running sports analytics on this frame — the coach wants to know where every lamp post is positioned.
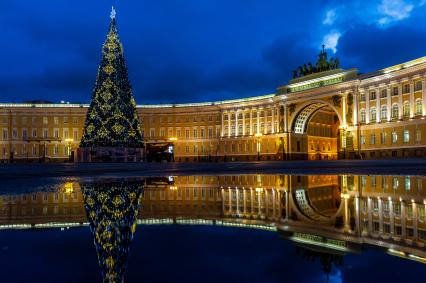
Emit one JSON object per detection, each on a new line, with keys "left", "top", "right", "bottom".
{"left": 65, "top": 138, "right": 74, "bottom": 162}
{"left": 255, "top": 133, "right": 262, "bottom": 161}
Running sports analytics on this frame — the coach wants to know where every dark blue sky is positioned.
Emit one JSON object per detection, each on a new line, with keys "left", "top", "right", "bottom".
{"left": 1, "top": 0, "right": 426, "bottom": 104}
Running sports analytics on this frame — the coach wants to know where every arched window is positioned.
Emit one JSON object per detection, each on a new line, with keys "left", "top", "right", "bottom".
{"left": 360, "top": 109, "right": 366, "bottom": 123}
{"left": 392, "top": 104, "right": 399, "bottom": 119}
{"left": 370, "top": 107, "right": 376, "bottom": 122}
{"left": 403, "top": 101, "right": 410, "bottom": 117}
{"left": 381, "top": 105, "right": 387, "bottom": 120}
{"left": 415, "top": 99, "right": 423, "bottom": 115}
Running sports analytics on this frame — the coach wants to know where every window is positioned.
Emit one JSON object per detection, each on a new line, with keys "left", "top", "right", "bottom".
{"left": 185, "top": 129, "right": 190, "bottom": 139}
{"left": 73, "top": 129, "right": 78, "bottom": 140}
{"left": 64, "top": 129, "right": 69, "bottom": 139}
{"left": 415, "top": 80, "right": 422, "bottom": 91}
{"left": 360, "top": 109, "right": 366, "bottom": 123}
{"left": 392, "top": 86, "right": 399, "bottom": 96}
{"left": 54, "top": 117, "right": 59, "bottom": 124}
{"left": 360, "top": 135, "right": 366, "bottom": 145}
{"left": 72, "top": 117, "right": 78, "bottom": 124}
{"left": 405, "top": 176, "right": 410, "bottom": 190}
{"left": 32, "top": 129, "right": 37, "bottom": 138}
{"left": 392, "top": 131, "right": 397, "bottom": 144}
{"left": 380, "top": 132, "right": 386, "bottom": 144}
{"left": 370, "top": 107, "right": 376, "bottom": 122}
{"left": 380, "top": 89, "right": 387, "bottom": 98}
{"left": 63, "top": 117, "right": 68, "bottom": 124}
{"left": 149, "top": 128, "right": 155, "bottom": 137}
{"left": 360, "top": 93, "right": 366, "bottom": 101}
{"left": 381, "top": 105, "right": 387, "bottom": 120}
{"left": 43, "top": 117, "right": 48, "bottom": 124}
{"left": 415, "top": 99, "right": 423, "bottom": 115}
{"left": 2, "top": 129, "right": 7, "bottom": 140}
{"left": 200, "top": 128, "right": 205, "bottom": 138}
{"left": 370, "top": 91, "right": 376, "bottom": 100}
{"left": 403, "top": 130, "right": 409, "bottom": 143}
{"left": 403, "top": 101, "right": 410, "bottom": 117}
{"left": 392, "top": 177, "right": 399, "bottom": 190}
{"left": 43, "top": 129, "right": 48, "bottom": 138}
{"left": 370, "top": 134, "right": 376, "bottom": 145}
{"left": 208, "top": 128, "right": 213, "bottom": 138}
{"left": 22, "top": 129, "right": 27, "bottom": 139}
{"left": 160, "top": 128, "right": 165, "bottom": 137}
{"left": 403, "top": 84, "right": 410, "bottom": 94}
{"left": 54, "top": 129, "right": 59, "bottom": 138}
{"left": 391, "top": 104, "right": 399, "bottom": 119}
{"left": 416, "top": 129, "right": 421, "bottom": 142}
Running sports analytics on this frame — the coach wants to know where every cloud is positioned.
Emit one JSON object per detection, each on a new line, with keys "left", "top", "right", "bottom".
{"left": 323, "top": 10, "right": 337, "bottom": 25}
{"left": 323, "top": 31, "right": 341, "bottom": 53}
{"left": 378, "top": 0, "right": 414, "bottom": 25}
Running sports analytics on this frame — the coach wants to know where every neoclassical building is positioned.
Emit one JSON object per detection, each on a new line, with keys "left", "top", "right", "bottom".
{"left": 0, "top": 52, "right": 426, "bottom": 162}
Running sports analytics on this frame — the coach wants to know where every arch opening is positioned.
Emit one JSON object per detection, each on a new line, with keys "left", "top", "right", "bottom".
{"left": 291, "top": 102, "right": 342, "bottom": 160}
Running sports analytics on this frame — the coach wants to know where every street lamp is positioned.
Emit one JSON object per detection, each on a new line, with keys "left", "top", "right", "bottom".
{"left": 65, "top": 138, "right": 74, "bottom": 162}
{"left": 255, "top": 133, "right": 262, "bottom": 161}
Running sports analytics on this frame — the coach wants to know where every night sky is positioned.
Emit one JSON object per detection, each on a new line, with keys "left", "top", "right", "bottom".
{"left": 1, "top": 0, "right": 426, "bottom": 104}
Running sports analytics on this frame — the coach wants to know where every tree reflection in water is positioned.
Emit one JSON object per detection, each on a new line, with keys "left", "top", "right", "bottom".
{"left": 81, "top": 179, "right": 144, "bottom": 283}
{"left": 295, "top": 246, "right": 343, "bottom": 280}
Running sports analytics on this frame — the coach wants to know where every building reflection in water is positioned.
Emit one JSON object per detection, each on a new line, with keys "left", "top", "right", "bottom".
{"left": 0, "top": 174, "right": 425, "bottom": 280}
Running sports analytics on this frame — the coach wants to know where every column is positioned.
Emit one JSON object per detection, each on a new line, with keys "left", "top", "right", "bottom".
{"left": 353, "top": 91, "right": 358, "bottom": 125}
{"left": 410, "top": 81, "right": 415, "bottom": 118}
{"left": 422, "top": 78, "right": 426, "bottom": 115}
{"left": 221, "top": 112, "right": 225, "bottom": 137}
{"left": 242, "top": 110, "right": 246, "bottom": 136}
{"left": 264, "top": 108, "right": 267, "bottom": 134}
{"left": 365, "top": 91, "right": 370, "bottom": 124}
{"left": 243, "top": 189, "right": 246, "bottom": 215}
{"left": 376, "top": 89, "right": 381, "bottom": 122}
{"left": 250, "top": 110, "right": 253, "bottom": 135}
{"left": 265, "top": 190, "right": 269, "bottom": 218}
{"left": 228, "top": 188, "right": 232, "bottom": 214}
{"left": 378, "top": 197, "right": 383, "bottom": 234}
{"left": 387, "top": 87, "right": 392, "bottom": 122}
{"left": 401, "top": 200, "right": 406, "bottom": 238}
{"left": 221, "top": 188, "right": 225, "bottom": 215}
{"left": 235, "top": 110, "right": 238, "bottom": 137}
{"left": 250, "top": 188, "right": 254, "bottom": 215}
{"left": 398, "top": 84, "right": 403, "bottom": 120}
{"left": 344, "top": 196, "right": 350, "bottom": 232}
{"left": 271, "top": 106, "right": 275, "bottom": 133}
{"left": 228, "top": 112, "right": 231, "bottom": 137}
{"left": 367, "top": 198, "right": 373, "bottom": 234}
{"left": 342, "top": 94, "right": 347, "bottom": 127}
{"left": 272, "top": 189, "right": 276, "bottom": 219}
{"left": 257, "top": 109, "right": 260, "bottom": 134}
{"left": 389, "top": 198, "right": 395, "bottom": 236}
{"left": 285, "top": 189, "right": 289, "bottom": 221}
{"left": 235, "top": 188, "right": 239, "bottom": 214}
{"left": 284, "top": 104, "right": 288, "bottom": 132}
{"left": 413, "top": 202, "right": 418, "bottom": 240}
{"left": 355, "top": 195, "right": 361, "bottom": 235}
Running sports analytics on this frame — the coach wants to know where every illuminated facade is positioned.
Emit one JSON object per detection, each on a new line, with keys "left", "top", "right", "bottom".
{"left": 1, "top": 56, "right": 426, "bottom": 162}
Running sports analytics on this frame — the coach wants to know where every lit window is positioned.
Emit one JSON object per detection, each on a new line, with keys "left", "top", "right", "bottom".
{"left": 360, "top": 135, "right": 366, "bottom": 145}
{"left": 415, "top": 99, "right": 423, "bottom": 115}
{"left": 370, "top": 91, "right": 376, "bottom": 100}
{"left": 392, "top": 132, "right": 397, "bottom": 144}
{"left": 403, "top": 101, "right": 410, "bottom": 117}
{"left": 381, "top": 105, "right": 387, "bottom": 120}
{"left": 391, "top": 104, "right": 399, "bottom": 119}
{"left": 360, "top": 109, "right": 366, "bottom": 123}
{"left": 370, "top": 107, "right": 376, "bottom": 122}
{"left": 405, "top": 176, "right": 410, "bottom": 191}
{"left": 370, "top": 134, "right": 376, "bottom": 145}
{"left": 403, "top": 130, "right": 409, "bottom": 143}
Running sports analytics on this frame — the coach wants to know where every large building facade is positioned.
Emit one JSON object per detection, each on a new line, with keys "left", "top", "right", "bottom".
{"left": 1, "top": 55, "right": 426, "bottom": 162}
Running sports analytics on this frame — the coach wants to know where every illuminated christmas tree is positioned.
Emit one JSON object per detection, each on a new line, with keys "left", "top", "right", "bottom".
{"left": 81, "top": 179, "right": 144, "bottom": 283}
{"left": 80, "top": 7, "right": 143, "bottom": 161}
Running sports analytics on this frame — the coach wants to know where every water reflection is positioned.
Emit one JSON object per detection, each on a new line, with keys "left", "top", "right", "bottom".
{"left": 81, "top": 179, "right": 143, "bottom": 283}
{"left": 0, "top": 174, "right": 425, "bottom": 282}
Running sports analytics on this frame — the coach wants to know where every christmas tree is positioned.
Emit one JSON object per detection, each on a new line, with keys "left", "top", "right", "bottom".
{"left": 80, "top": 7, "right": 143, "bottom": 149}
{"left": 81, "top": 179, "right": 144, "bottom": 283}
